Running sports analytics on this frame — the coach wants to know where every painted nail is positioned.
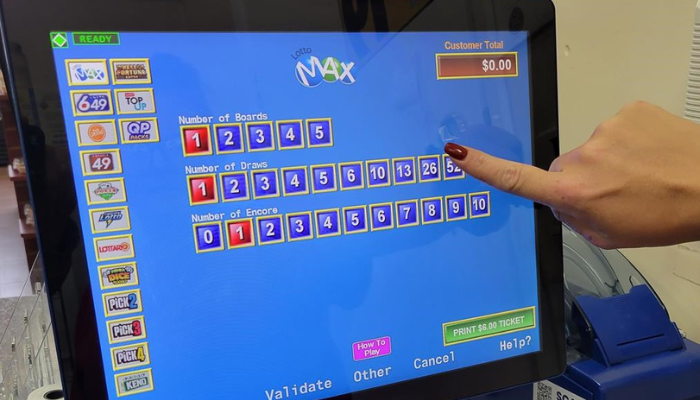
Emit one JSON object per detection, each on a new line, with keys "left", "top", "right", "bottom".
{"left": 444, "top": 143, "right": 468, "bottom": 160}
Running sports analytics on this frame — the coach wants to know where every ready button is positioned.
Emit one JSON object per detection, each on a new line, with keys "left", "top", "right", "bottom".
{"left": 443, "top": 307, "right": 536, "bottom": 346}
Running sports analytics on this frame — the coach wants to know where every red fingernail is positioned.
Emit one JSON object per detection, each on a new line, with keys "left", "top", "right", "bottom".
{"left": 444, "top": 143, "right": 468, "bottom": 160}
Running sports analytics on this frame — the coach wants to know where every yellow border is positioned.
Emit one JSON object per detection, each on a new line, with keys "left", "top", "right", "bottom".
{"left": 306, "top": 118, "right": 334, "bottom": 148}
{"left": 94, "top": 234, "right": 135, "bottom": 262}
{"left": 315, "top": 209, "right": 341, "bottom": 238}
{"left": 370, "top": 203, "right": 394, "bottom": 231}
{"left": 281, "top": 166, "right": 310, "bottom": 196}
{"left": 338, "top": 162, "right": 365, "bottom": 191}
{"left": 435, "top": 52, "right": 519, "bottom": 80}
{"left": 192, "top": 222, "right": 225, "bottom": 253}
{"left": 256, "top": 215, "right": 285, "bottom": 245}
{"left": 469, "top": 191, "right": 492, "bottom": 218}
{"left": 251, "top": 169, "right": 281, "bottom": 200}
{"left": 187, "top": 174, "right": 219, "bottom": 205}
{"left": 286, "top": 212, "right": 314, "bottom": 242}
{"left": 277, "top": 120, "right": 305, "bottom": 150}
{"left": 226, "top": 219, "right": 255, "bottom": 249}
{"left": 89, "top": 206, "right": 131, "bottom": 234}
{"left": 85, "top": 178, "right": 127, "bottom": 205}
{"left": 392, "top": 157, "right": 417, "bottom": 185}
{"left": 418, "top": 155, "right": 442, "bottom": 183}
{"left": 98, "top": 262, "right": 139, "bottom": 291}
{"left": 421, "top": 197, "right": 445, "bottom": 225}
{"left": 395, "top": 199, "right": 420, "bottom": 228}
{"left": 219, "top": 172, "right": 250, "bottom": 202}
{"left": 75, "top": 119, "right": 118, "bottom": 146}
{"left": 342, "top": 206, "right": 369, "bottom": 235}
{"left": 110, "top": 58, "right": 153, "bottom": 85}
{"left": 180, "top": 125, "right": 213, "bottom": 157}
{"left": 443, "top": 154, "right": 466, "bottom": 180}
{"left": 103, "top": 289, "right": 143, "bottom": 318}
{"left": 119, "top": 117, "right": 160, "bottom": 144}
{"left": 111, "top": 342, "right": 151, "bottom": 371}
{"left": 442, "top": 306, "right": 536, "bottom": 346}
{"left": 114, "top": 368, "right": 154, "bottom": 397}
{"left": 80, "top": 148, "right": 123, "bottom": 176}
{"left": 114, "top": 88, "right": 156, "bottom": 115}
{"left": 246, "top": 121, "right": 276, "bottom": 152}
{"left": 107, "top": 315, "right": 147, "bottom": 345}
{"left": 445, "top": 195, "right": 469, "bottom": 222}
{"left": 365, "top": 159, "right": 391, "bottom": 188}
{"left": 70, "top": 89, "right": 114, "bottom": 117}
{"left": 213, "top": 123, "right": 245, "bottom": 155}
{"left": 65, "top": 59, "right": 109, "bottom": 86}
{"left": 310, "top": 164, "right": 337, "bottom": 194}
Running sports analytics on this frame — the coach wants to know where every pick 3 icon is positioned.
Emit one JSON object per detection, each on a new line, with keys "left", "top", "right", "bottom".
{"left": 295, "top": 55, "right": 356, "bottom": 88}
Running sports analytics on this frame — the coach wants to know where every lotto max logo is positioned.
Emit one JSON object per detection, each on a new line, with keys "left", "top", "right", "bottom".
{"left": 295, "top": 55, "right": 356, "bottom": 88}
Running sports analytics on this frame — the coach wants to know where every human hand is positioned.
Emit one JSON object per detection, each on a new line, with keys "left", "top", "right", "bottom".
{"left": 444, "top": 101, "right": 700, "bottom": 249}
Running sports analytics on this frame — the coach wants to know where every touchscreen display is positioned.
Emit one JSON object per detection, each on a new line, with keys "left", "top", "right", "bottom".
{"left": 50, "top": 31, "right": 538, "bottom": 399}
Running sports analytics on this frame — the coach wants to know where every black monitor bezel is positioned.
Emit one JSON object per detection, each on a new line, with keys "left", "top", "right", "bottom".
{"left": 0, "top": 0, "right": 564, "bottom": 399}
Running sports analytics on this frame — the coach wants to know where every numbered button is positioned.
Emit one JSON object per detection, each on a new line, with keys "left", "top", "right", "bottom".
{"left": 339, "top": 162, "right": 364, "bottom": 191}
{"left": 311, "top": 165, "right": 337, "bottom": 193}
{"left": 281, "top": 167, "right": 310, "bottom": 196}
{"left": 315, "top": 209, "right": 341, "bottom": 238}
{"left": 215, "top": 124, "right": 244, "bottom": 154}
{"left": 370, "top": 203, "right": 394, "bottom": 231}
{"left": 419, "top": 156, "right": 441, "bottom": 183}
{"left": 182, "top": 126, "right": 213, "bottom": 156}
{"left": 470, "top": 192, "right": 491, "bottom": 218}
{"left": 226, "top": 219, "right": 255, "bottom": 249}
{"left": 393, "top": 158, "right": 417, "bottom": 185}
{"left": 246, "top": 122, "right": 275, "bottom": 152}
{"left": 277, "top": 120, "right": 305, "bottom": 150}
{"left": 257, "top": 216, "right": 285, "bottom": 245}
{"left": 307, "top": 118, "right": 333, "bottom": 148}
{"left": 446, "top": 195, "right": 468, "bottom": 221}
{"left": 443, "top": 154, "right": 466, "bottom": 180}
{"left": 193, "top": 222, "right": 224, "bottom": 253}
{"left": 396, "top": 200, "right": 419, "bottom": 228}
{"left": 287, "top": 212, "right": 313, "bottom": 242}
{"left": 366, "top": 160, "right": 391, "bottom": 188}
{"left": 251, "top": 169, "right": 280, "bottom": 199}
{"left": 188, "top": 175, "right": 218, "bottom": 205}
{"left": 421, "top": 197, "right": 444, "bottom": 224}
{"left": 220, "top": 172, "right": 250, "bottom": 202}
{"left": 343, "top": 206, "right": 368, "bottom": 235}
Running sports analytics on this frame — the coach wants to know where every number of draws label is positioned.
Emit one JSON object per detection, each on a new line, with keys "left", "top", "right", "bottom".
{"left": 80, "top": 149, "right": 123, "bottom": 176}
{"left": 75, "top": 120, "right": 118, "bottom": 146}
{"left": 94, "top": 234, "right": 135, "bottom": 262}
{"left": 90, "top": 206, "right": 131, "bottom": 234}
{"left": 71, "top": 89, "right": 113, "bottom": 116}
{"left": 115, "top": 368, "right": 154, "bottom": 397}
{"left": 110, "top": 59, "right": 152, "bottom": 85}
{"left": 103, "top": 289, "right": 143, "bottom": 318}
{"left": 108, "top": 316, "right": 147, "bottom": 345}
{"left": 99, "top": 262, "right": 139, "bottom": 290}
{"left": 114, "top": 88, "right": 156, "bottom": 114}
{"left": 65, "top": 59, "right": 109, "bottom": 86}
{"left": 443, "top": 307, "right": 536, "bottom": 346}
{"left": 85, "top": 178, "right": 127, "bottom": 205}
{"left": 111, "top": 342, "right": 151, "bottom": 371}
{"left": 119, "top": 117, "right": 160, "bottom": 144}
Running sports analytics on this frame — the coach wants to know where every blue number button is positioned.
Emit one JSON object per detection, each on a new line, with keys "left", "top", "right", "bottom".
{"left": 311, "top": 165, "right": 337, "bottom": 193}
{"left": 366, "top": 160, "right": 391, "bottom": 188}
{"left": 220, "top": 172, "right": 250, "bottom": 202}
{"left": 251, "top": 169, "right": 280, "bottom": 199}
{"left": 396, "top": 200, "right": 419, "bottom": 227}
{"left": 339, "top": 162, "right": 364, "bottom": 190}
{"left": 443, "top": 154, "right": 466, "bottom": 180}
{"left": 315, "top": 209, "right": 341, "bottom": 238}
{"left": 421, "top": 198, "right": 444, "bottom": 224}
{"left": 281, "top": 167, "right": 309, "bottom": 196}
{"left": 307, "top": 119, "right": 333, "bottom": 147}
{"left": 343, "top": 206, "right": 368, "bottom": 234}
{"left": 287, "top": 213, "right": 313, "bottom": 242}
{"left": 257, "top": 216, "right": 285, "bottom": 245}
{"left": 370, "top": 203, "right": 394, "bottom": 231}
{"left": 247, "top": 122, "right": 275, "bottom": 151}
{"left": 277, "top": 120, "right": 304, "bottom": 149}
{"left": 446, "top": 195, "right": 468, "bottom": 221}
{"left": 194, "top": 223, "right": 224, "bottom": 253}
{"left": 419, "top": 156, "right": 441, "bottom": 182}
{"left": 215, "top": 124, "right": 244, "bottom": 154}
{"left": 470, "top": 192, "right": 491, "bottom": 218}
{"left": 393, "top": 158, "right": 416, "bottom": 185}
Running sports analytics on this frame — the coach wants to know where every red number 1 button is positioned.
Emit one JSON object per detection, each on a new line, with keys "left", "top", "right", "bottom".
{"left": 188, "top": 174, "right": 218, "bottom": 205}
{"left": 181, "top": 125, "right": 213, "bottom": 156}
{"left": 227, "top": 219, "right": 255, "bottom": 249}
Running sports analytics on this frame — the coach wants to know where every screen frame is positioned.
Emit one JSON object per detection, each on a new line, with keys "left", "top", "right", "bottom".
{"left": 0, "top": 0, "right": 564, "bottom": 399}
